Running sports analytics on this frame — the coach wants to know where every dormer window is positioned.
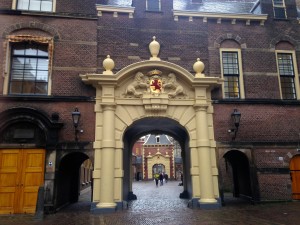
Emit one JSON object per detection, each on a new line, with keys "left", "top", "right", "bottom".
{"left": 146, "top": 0, "right": 161, "bottom": 12}
{"left": 156, "top": 135, "right": 160, "bottom": 143}
{"left": 273, "top": 0, "right": 287, "bottom": 19}
{"left": 16, "top": 0, "right": 54, "bottom": 12}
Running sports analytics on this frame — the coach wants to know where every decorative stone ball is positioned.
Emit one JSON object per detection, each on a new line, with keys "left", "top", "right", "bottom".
{"left": 193, "top": 58, "right": 205, "bottom": 74}
{"left": 149, "top": 36, "right": 160, "bottom": 58}
{"left": 103, "top": 55, "right": 115, "bottom": 72}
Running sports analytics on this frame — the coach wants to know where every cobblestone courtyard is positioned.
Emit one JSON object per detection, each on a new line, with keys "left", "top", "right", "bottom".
{"left": 1, "top": 181, "right": 300, "bottom": 225}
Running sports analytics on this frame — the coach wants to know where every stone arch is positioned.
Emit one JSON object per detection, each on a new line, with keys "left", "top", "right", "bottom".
{"left": 0, "top": 107, "right": 63, "bottom": 147}
{"left": 214, "top": 33, "right": 246, "bottom": 48}
{"left": 81, "top": 59, "right": 223, "bottom": 212}
{"left": 122, "top": 117, "right": 191, "bottom": 202}
{"left": 270, "top": 35, "right": 298, "bottom": 50}
{"left": 219, "top": 149, "right": 253, "bottom": 204}
{"left": 2, "top": 22, "right": 60, "bottom": 39}
{"left": 116, "top": 60, "right": 195, "bottom": 84}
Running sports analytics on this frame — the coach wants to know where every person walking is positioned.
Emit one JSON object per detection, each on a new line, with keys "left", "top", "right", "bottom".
{"left": 164, "top": 173, "right": 168, "bottom": 183}
{"left": 179, "top": 172, "right": 183, "bottom": 186}
{"left": 154, "top": 173, "right": 159, "bottom": 187}
{"left": 159, "top": 172, "right": 164, "bottom": 186}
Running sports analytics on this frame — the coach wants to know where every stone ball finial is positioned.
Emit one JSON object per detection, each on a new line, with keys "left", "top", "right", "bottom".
{"left": 103, "top": 55, "right": 115, "bottom": 75}
{"left": 149, "top": 36, "right": 161, "bottom": 61}
{"left": 193, "top": 58, "right": 205, "bottom": 78}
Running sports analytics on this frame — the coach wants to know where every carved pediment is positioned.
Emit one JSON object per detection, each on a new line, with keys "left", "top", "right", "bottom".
{"left": 124, "top": 69, "right": 187, "bottom": 99}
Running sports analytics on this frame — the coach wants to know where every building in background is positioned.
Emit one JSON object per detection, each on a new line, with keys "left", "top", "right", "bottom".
{"left": 0, "top": 0, "right": 300, "bottom": 214}
{"left": 132, "top": 134, "right": 182, "bottom": 181}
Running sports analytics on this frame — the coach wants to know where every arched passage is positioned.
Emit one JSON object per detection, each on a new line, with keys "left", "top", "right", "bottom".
{"left": 81, "top": 54, "right": 223, "bottom": 212}
{"left": 221, "top": 150, "right": 252, "bottom": 203}
{"left": 56, "top": 152, "right": 91, "bottom": 209}
{"left": 123, "top": 117, "right": 191, "bottom": 201}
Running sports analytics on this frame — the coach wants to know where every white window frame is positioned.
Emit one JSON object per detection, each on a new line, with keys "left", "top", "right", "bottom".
{"left": 220, "top": 48, "right": 245, "bottom": 99}
{"left": 146, "top": 0, "right": 161, "bottom": 12}
{"left": 272, "top": 0, "right": 287, "bottom": 19}
{"left": 12, "top": 0, "right": 56, "bottom": 12}
{"left": 275, "top": 50, "right": 300, "bottom": 100}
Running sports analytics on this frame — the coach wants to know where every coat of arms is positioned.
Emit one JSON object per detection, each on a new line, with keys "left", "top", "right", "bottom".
{"left": 150, "top": 75, "right": 162, "bottom": 93}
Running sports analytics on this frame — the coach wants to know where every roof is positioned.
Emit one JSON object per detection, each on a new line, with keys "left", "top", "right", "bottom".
{"left": 144, "top": 134, "right": 172, "bottom": 145}
{"left": 98, "top": 0, "right": 261, "bottom": 14}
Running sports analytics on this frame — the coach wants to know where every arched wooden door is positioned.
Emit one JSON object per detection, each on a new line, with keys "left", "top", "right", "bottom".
{"left": 290, "top": 155, "right": 300, "bottom": 200}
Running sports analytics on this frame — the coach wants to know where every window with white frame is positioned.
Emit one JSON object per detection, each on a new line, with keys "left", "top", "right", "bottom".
{"left": 9, "top": 42, "right": 49, "bottom": 95}
{"left": 16, "top": 0, "right": 53, "bottom": 12}
{"left": 276, "top": 52, "right": 299, "bottom": 100}
{"left": 220, "top": 49, "right": 245, "bottom": 99}
{"left": 272, "top": 0, "right": 286, "bottom": 19}
{"left": 146, "top": 0, "right": 161, "bottom": 11}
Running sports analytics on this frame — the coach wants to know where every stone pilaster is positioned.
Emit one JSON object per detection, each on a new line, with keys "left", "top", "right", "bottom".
{"left": 194, "top": 104, "right": 217, "bottom": 206}
{"left": 96, "top": 104, "right": 117, "bottom": 211}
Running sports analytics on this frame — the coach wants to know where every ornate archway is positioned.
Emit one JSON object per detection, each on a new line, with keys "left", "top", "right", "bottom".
{"left": 80, "top": 38, "right": 223, "bottom": 212}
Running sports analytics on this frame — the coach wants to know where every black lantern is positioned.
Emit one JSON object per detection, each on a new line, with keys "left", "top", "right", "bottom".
{"left": 230, "top": 109, "right": 241, "bottom": 140}
{"left": 72, "top": 108, "right": 81, "bottom": 141}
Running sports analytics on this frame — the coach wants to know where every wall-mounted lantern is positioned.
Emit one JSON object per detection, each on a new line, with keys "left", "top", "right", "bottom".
{"left": 228, "top": 109, "right": 241, "bottom": 140}
{"left": 71, "top": 108, "right": 81, "bottom": 142}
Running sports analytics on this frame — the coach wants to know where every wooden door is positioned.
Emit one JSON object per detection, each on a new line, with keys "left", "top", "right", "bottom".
{"left": 0, "top": 149, "right": 45, "bottom": 214}
{"left": 290, "top": 155, "right": 300, "bottom": 200}
{"left": 0, "top": 150, "right": 22, "bottom": 214}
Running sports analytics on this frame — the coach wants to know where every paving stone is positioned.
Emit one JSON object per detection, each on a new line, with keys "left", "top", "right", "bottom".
{"left": 1, "top": 181, "right": 300, "bottom": 225}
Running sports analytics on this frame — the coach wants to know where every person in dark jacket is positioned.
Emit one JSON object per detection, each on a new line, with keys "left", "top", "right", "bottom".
{"left": 159, "top": 172, "right": 164, "bottom": 186}
{"left": 164, "top": 173, "right": 168, "bottom": 183}
{"left": 154, "top": 173, "right": 159, "bottom": 187}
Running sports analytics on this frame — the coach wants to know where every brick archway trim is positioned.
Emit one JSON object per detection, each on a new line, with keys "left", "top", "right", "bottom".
{"left": 2, "top": 22, "right": 60, "bottom": 40}
{"left": 270, "top": 35, "right": 298, "bottom": 50}
{"left": 214, "top": 33, "right": 246, "bottom": 48}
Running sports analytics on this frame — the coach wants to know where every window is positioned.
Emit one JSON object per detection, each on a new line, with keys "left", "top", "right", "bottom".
{"left": 276, "top": 52, "right": 299, "bottom": 100}
{"left": 16, "top": 0, "right": 53, "bottom": 12}
{"left": 273, "top": 0, "right": 286, "bottom": 19}
{"left": 9, "top": 42, "right": 49, "bottom": 95}
{"left": 156, "top": 136, "right": 160, "bottom": 143}
{"left": 220, "top": 49, "right": 245, "bottom": 99}
{"left": 146, "top": 0, "right": 161, "bottom": 11}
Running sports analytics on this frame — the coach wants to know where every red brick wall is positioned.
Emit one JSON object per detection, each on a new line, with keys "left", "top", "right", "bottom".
{"left": 213, "top": 104, "right": 300, "bottom": 143}
{"left": 258, "top": 174, "right": 291, "bottom": 200}
{"left": 0, "top": 0, "right": 12, "bottom": 9}
{"left": 56, "top": 0, "right": 97, "bottom": 15}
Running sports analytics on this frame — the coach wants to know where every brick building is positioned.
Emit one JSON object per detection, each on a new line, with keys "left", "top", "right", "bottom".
{"left": 132, "top": 134, "right": 180, "bottom": 181}
{"left": 0, "top": 0, "right": 300, "bottom": 214}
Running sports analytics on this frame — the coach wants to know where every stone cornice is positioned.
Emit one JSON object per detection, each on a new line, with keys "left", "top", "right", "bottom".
{"left": 173, "top": 10, "right": 268, "bottom": 26}
{"left": 96, "top": 4, "right": 135, "bottom": 18}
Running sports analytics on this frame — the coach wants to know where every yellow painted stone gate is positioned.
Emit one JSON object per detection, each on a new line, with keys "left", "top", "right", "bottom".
{"left": 80, "top": 38, "right": 223, "bottom": 212}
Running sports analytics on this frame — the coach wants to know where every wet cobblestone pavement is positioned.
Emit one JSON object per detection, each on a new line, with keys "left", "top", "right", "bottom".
{"left": 1, "top": 181, "right": 300, "bottom": 225}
